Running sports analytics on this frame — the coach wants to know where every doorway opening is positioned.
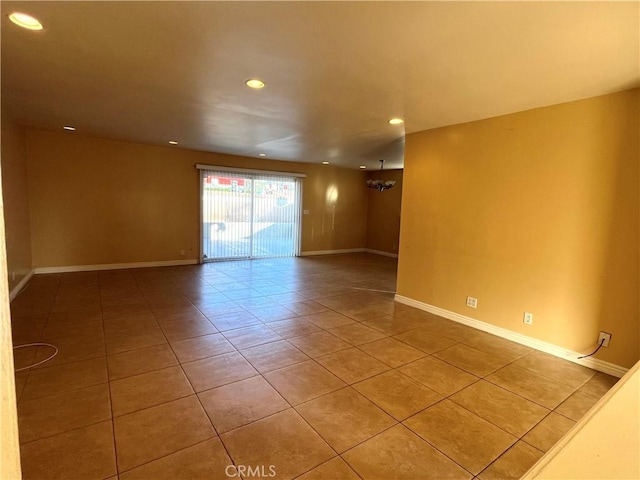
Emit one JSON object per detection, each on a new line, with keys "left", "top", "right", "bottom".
{"left": 199, "top": 167, "right": 303, "bottom": 261}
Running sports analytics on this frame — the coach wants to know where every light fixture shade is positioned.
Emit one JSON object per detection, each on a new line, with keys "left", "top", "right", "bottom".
{"left": 366, "top": 159, "right": 396, "bottom": 191}
{"left": 366, "top": 179, "right": 396, "bottom": 191}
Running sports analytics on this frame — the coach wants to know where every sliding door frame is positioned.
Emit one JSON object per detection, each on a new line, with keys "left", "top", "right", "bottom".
{"left": 196, "top": 164, "right": 306, "bottom": 263}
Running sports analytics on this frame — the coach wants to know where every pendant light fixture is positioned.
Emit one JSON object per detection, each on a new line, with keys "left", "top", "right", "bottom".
{"left": 366, "top": 159, "right": 396, "bottom": 192}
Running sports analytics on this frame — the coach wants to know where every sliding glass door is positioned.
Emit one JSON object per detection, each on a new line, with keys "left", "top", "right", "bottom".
{"left": 200, "top": 168, "right": 302, "bottom": 261}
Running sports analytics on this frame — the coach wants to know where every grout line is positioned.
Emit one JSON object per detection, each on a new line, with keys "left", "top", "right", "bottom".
{"left": 97, "top": 271, "right": 121, "bottom": 477}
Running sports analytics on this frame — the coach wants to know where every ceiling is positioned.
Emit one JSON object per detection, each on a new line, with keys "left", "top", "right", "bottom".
{"left": 2, "top": 1, "right": 638, "bottom": 170}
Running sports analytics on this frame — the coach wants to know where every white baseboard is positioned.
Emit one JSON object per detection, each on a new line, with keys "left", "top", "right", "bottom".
{"left": 9, "top": 269, "right": 35, "bottom": 301}
{"left": 394, "top": 294, "right": 629, "bottom": 378}
{"left": 300, "top": 248, "right": 366, "bottom": 256}
{"left": 299, "top": 248, "right": 398, "bottom": 258}
{"left": 364, "top": 249, "right": 399, "bottom": 258}
{"left": 34, "top": 259, "right": 199, "bottom": 274}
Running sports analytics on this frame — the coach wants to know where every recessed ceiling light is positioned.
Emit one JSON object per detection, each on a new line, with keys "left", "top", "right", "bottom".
{"left": 63, "top": 126, "right": 75, "bottom": 131}
{"left": 258, "top": 153, "right": 267, "bottom": 157}
{"left": 9, "top": 12, "right": 43, "bottom": 30}
{"left": 169, "top": 140, "right": 178, "bottom": 145}
{"left": 359, "top": 165, "right": 367, "bottom": 169}
{"left": 389, "top": 118, "right": 404, "bottom": 125}
{"left": 322, "top": 161, "right": 329, "bottom": 165}
{"left": 246, "top": 79, "right": 265, "bottom": 89}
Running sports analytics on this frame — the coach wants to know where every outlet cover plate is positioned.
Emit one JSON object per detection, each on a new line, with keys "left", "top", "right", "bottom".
{"left": 598, "top": 331, "right": 612, "bottom": 347}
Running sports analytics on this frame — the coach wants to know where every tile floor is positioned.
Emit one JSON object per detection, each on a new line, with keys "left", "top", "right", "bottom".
{"left": 10, "top": 254, "right": 618, "bottom": 480}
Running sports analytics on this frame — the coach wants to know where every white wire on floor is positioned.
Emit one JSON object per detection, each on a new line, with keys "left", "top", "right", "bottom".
{"left": 13, "top": 343, "right": 58, "bottom": 372}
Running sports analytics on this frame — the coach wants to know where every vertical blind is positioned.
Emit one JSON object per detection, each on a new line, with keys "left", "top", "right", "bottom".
{"left": 200, "top": 167, "right": 303, "bottom": 261}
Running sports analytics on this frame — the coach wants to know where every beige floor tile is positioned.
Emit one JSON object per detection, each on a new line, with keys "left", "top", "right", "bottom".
{"left": 296, "top": 457, "right": 360, "bottom": 480}
{"left": 461, "top": 331, "right": 531, "bottom": 362}
{"left": 267, "top": 292, "right": 309, "bottom": 305}
{"left": 221, "top": 409, "right": 334, "bottom": 480}
{"left": 399, "top": 356, "right": 478, "bottom": 396}
{"left": 303, "top": 311, "right": 356, "bottom": 329}
{"left": 358, "top": 337, "right": 426, "bottom": 367}
{"left": 20, "top": 421, "right": 116, "bottom": 480}
{"left": 110, "top": 365, "right": 194, "bottom": 416}
{"left": 34, "top": 333, "right": 106, "bottom": 368}
{"left": 114, "top": 395, "right": 216, "bottom": 472}
{"left": 207, "top": 310, "right": 262, "bottom": 331}
{"left": 478, "top": 441, "right": 544, "bottom": 480}
{"left": 102, "top": 302, "right": 151, "bottom": 320}
{"left": 18, "top": 383, "right": 112, "bottom": 444}
{"left": 339, "top": 304, "right": 395, "bottom": 322}
{"left": 13, "top": 345, "right": 37, "bottom": 371}
{"left": 288, "top": 332, "right": 352, "bottom": 358}
{"left": 315, "top": 295, "right": 363, "bottom": 311}
{"left": 353, "top": 370, "right": 441, "bottom": 420}
{"left": 316, "top": 348, "right": 390, "bottom": 384}
{"left": 119, "top": 438, "right": 232, "bottom": 480}
{"left": 21, "top": 357, "right": 108, "bottom": 401}
{"left": 578, "top": 371, "right": 618, "bottom": 398}
{"left": 521, "top": 412, "right": 576, "bottom": 452}
{"left": 282, "top": 300, "right": 328, "bottom": 316}
{"left": 328, "top": 323, "right": 387, "bottom": 346}
{"left": 103, "top": 312, "right": 158, "bottom": 332}
{"left": 14, "top": 372, "right": 28, "bottom": 402}
{"left": 267, "top": 319, "right": 322, "bottom": 339}
{"left": 296, "top": 387, "right": 396, "bottom": 453}
{"left": 434, "top": 344, "right": 508, "bottom": 377}
{"left": 223, "top": 324, "right": 282, "bottom": 349}
{"left": 51, "top": 297, "right": 103, "bottom": 313}
{"left": 11, "top": 314, "right": 48, "bottom": 344}
{"left": 297, "top": 457, "right": 360, "bottom": 480}
{"left": 100, "top": 292, "right": 145, "bottom": 307}
{"left": 182, "top": 351, "right": 258, "bottom": 392}
{"left": 45, "top": 307, "right": 103, "bottom": 326}
{"left": 241, "top": 340, "right": 310, "bottom": 373}
{"left": 486, "top": 364, "right": 576, "bottom": 409}
{"left": 343, "top": 424, "right": 472, "bottom": 480}
{"left": 13, "top": 256, "right": 596, "bottom": 480}
{"left": 405, "top": 400, "right": 517, "bottom": 475}
{"left": 393, "top": 328, "right": 458, "bottom": 353}
{"left": 159, "top": 318, "right": 219, "bottom": 342}
{"left": 198, "top": 302, "right": 245, "bottom": 318}
{"left": 510, "top": 351, "right": 596, "bottom": 388}
{"left": 555, "top": 389, "right": 601, "bottom": 421}
{"left": 105, "top": 325, "right": 167, "bottom": 354}
{"left": 450, "top": 380, "right": 549, "bottom": 437}
{"left": 360, "top": 315, "right": 421, "bottom": 335}
{"left": 107, "top": 343, "right": 178, "bottom": 380}
{"left": 170, "top": 333, "right": 235, "bottom": 363}
{"left": 41, "top": 320, "right": 104, "bottom": 343}
{"left": 247, "top": 304, "right": 298, "bottom": 322}
{"left": 153, "top": 307, "right": 208, "bottom": 325}
{"left": 199, "top": 376, "right": 289, "bottom": 433}
{"left": 264, "top": 360, "right": 346, "bottom": 405}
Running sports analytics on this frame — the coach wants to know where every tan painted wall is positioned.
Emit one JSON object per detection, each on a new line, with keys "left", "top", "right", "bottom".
{"left": 398, "top": 89, "right": 639, "bottom": 368}
{"left": 365, "top": 169, "right": 403, "bottom": 255}
{"left": 1, "top": 121, "right": 33, "bottom": 292}
{"left": 26, "top": 129, "right": 368, "bottom": 267}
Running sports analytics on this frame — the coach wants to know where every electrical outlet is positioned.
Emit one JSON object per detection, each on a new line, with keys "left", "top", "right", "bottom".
{"left": 523, "top": 312, "right": 533, "bottom": 325}
{"left": 598, "top": 331, "right": 612, "bottom": 347}
{"left": 466, "top": 296, "right": 478, "bottom": 308}
{"left": 180, "top": 249, "right": 186, "bottom": 256}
